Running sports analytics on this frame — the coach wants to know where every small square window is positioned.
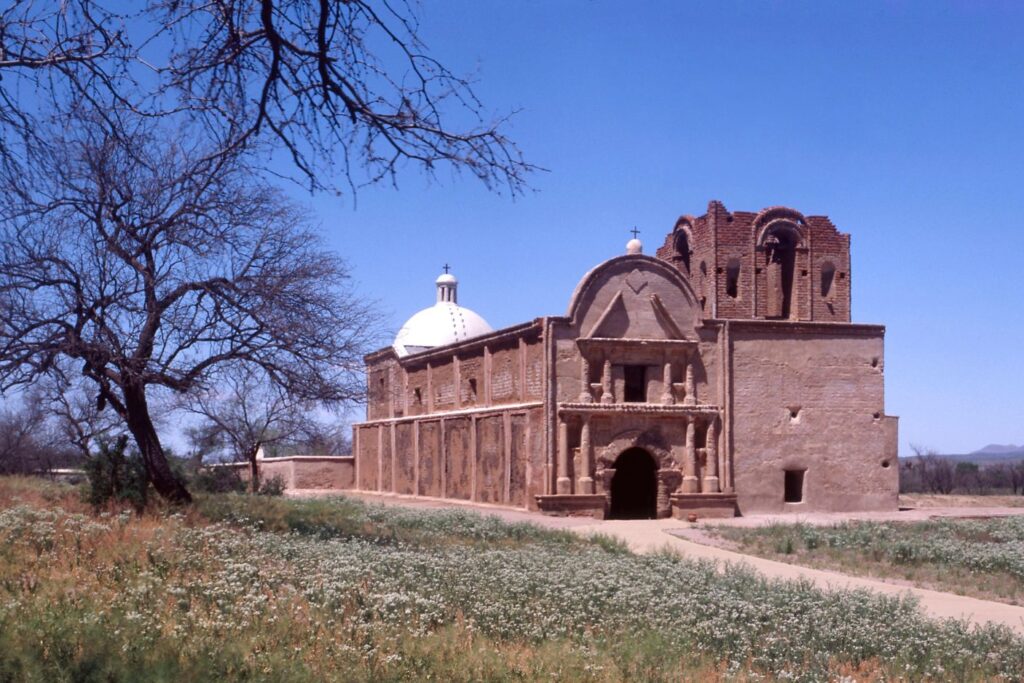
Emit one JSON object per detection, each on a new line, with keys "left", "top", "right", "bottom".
{"left": 784, "top": 469, "right": 805, "bottom": 503}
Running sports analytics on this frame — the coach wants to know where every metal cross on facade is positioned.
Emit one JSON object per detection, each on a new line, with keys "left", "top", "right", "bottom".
{"left": 630, "top": 227, "right": 640, "bottom": 239}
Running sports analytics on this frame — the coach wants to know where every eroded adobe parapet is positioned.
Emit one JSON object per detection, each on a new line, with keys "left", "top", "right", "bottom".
{"left": 655, "top": 201, "right": 852, "bottom": 323}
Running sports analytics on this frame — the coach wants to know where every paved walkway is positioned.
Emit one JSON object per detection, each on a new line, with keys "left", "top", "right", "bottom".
{"left": 292, "top": 490, "right": 1024, "bottom": 633}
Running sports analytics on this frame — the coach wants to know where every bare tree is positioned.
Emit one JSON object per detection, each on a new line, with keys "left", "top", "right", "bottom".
{"left": 0, "top": 109, "right": 380, "bottom": 503}
{"left": 40, "top": 368, "right": 123, "bottom": 459}
{"left": 287, "top": 419, "right": 351, "bottom": 456}
{"left": 0, "top": 1, "right": 534, "bottom": 196}
{"left": 954, "top": 461, "right": 981, "bottom": 495}
{"left": 0, "top": 385, "right": 79, "bottom": 475}
{"left": 0, "top": 391, "right": 49, "bottom": 475}
{"left": 184, "top": 364, "right": 312, "bottom": 492}
{"left": 909, "top": 445, "right": 955, "bottom": 495}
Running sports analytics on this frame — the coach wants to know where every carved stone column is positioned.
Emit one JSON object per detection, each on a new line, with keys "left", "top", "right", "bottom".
{"left": 657, "top": 469, "right": 682, "bottom": 518}
{"left": 661, "top": 360, "right": 674, "bottom": 405}
{"left": 683, "top": 357, "right": 696, "bottom": 406}
{"left": 578, "top": 356, "right": 592, "bottom": 402}
{"left": 702, "top": 418, "right": 720, "bottom": 493}
{"left": 601, "top": 358, "right": 614, "bottom": 404}
{"left": 682, "top": 418, "right": 699, "bottom": 492}
{"left": 577, "top": 416, "right": 594, "bottom": 494}
{"left": 557, "top": 420, "right": 571, "bottom": 494}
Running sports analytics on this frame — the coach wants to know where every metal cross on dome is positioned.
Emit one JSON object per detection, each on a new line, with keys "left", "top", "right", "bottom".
{"left": 442, "top": 263, "right": 451, "bottom": 274}
{"left": 630, "top": 227, "right": 640, "bottom": 239}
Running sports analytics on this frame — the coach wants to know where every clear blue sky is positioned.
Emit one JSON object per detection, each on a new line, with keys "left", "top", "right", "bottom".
{"left": 308, "top": 1, "right": 1023, "bottom": 456}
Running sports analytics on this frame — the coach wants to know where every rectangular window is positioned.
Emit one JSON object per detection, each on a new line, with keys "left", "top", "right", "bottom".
{"left": 623, "top": 365, "right": 647, "bottom": 403}
{"left": 784, "top": 469, "right": 805, "bottom": 503}
{"left": 726, "top": 258, "right": 741, "bottom": 299}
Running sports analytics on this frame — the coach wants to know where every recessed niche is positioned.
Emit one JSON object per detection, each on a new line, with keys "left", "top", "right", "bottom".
{"left": 881, "top": 460, "right": 891, "bottom": 469}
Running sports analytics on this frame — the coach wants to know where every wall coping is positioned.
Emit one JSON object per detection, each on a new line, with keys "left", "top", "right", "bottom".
{"left": 210, "top": 456, "right": 353, "bottom": 467}
{"left": 354, "top": 401, "right": 544, "bottom": 427}
{"left": 257, "top": 455, "right": 354, "bottom": 463}
{"left": 704, "top": 319, "right": 885, "bottom": 336}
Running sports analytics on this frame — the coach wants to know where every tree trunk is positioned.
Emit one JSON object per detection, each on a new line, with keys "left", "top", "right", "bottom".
{"left": 248, "top": 444, "right": 261, "bottom": 494}
{"left": 122, "top": 383, "right": 193, "bottom": 504}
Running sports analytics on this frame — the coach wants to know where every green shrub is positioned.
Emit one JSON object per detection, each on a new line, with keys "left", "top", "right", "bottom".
{"left": 82, "top": 436, "right": 149, "bottom": 513}
{"left": 256, "top": 473, "right": 286, "bottom": 497}
{"left": 191, "top": 465, "right": 247, "bottom": 494}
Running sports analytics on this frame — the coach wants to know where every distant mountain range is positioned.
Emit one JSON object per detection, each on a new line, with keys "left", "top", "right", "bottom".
{"left": 904, "top": 444, "right": 1024, "bottom": 463}
{"left": 971, "top": 444, "right": 1023, "bottom": 455}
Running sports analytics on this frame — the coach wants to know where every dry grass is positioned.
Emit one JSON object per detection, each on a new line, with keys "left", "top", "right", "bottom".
{"left": 711, "top": 517, "right": 1024, "bottom": 605}
{"left": 900, "top": 493, "right": 1024, "bottom": 508}
{"left": 1, "top": 477, "right": 1022, "bottom": 682}
{"left": 0, "top": 476, "right": 88, "bottom": 513}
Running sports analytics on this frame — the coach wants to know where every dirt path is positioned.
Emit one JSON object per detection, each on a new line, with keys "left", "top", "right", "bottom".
{"left": 294, "top": 490, "right": 1024, "bottom": 633}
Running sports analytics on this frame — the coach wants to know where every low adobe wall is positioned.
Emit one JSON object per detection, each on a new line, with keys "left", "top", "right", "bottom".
{"left": 223, "top": 456, "right": 356, "bottom": 491}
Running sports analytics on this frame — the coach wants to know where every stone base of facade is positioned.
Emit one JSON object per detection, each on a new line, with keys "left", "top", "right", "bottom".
{"left": 535, "top": 494, "right": 607, "bottom": 519}
{"left": 669, "top": 493, "right": 738, "bottom": 519}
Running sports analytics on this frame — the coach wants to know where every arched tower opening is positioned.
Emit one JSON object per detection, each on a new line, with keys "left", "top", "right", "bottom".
{"left": 673, "top": 230, "right": 691, "bottom": 275}
{"left": 762, "top": 225, "right": 800, "bottom": 319}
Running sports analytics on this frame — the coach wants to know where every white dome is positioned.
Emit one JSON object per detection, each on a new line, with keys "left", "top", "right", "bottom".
{"left": 393, "top": 268, "right": 493, "bottom": 357}
{"left": 393, "top": 303, "right": 492, "bottom": 357}
{"left": 626, "top": 237, "right": 643, "bottom": 254}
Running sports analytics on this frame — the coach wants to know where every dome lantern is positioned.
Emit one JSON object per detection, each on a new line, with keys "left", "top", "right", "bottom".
{"left": 436, "top": 265, "right": 458, "bottom": 303}
{"left": 626, "top": 226, "right": 642, "bottom": 255}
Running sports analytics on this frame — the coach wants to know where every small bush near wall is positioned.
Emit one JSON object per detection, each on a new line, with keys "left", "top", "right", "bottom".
{"left": 82, "top": 436, "right": 149, "bottom": 513}
{"left": 192, "top": 466, "right": 247, "bottom": 494}
{"left": 257, "top": 474, "right": 286, "bottom": 497}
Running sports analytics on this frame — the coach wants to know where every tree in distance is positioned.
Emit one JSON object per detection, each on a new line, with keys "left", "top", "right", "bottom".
{"left": 184, "top": 364, "right": 317, "bottom": 493}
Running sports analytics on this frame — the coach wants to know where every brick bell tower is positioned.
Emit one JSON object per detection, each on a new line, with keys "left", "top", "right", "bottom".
{"left": 655, "top": 200, "right": 852, "bottom": 323}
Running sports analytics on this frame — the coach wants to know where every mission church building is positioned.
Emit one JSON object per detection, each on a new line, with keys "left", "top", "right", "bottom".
{"left": 353, "top": 201, "right": 899, "bottom": 518}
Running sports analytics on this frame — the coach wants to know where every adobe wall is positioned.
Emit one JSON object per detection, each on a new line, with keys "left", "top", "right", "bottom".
{"left": 352, "top": 406, "right": 546, "bottom": 509}
{"left": 354, "top": 322, "right": 549, "bottom": 510}
{"left": 726, "top": 322, "right": 898, "bottom": 513}
{"left": 231, "top": 456, "right": 356, "bottom": 491}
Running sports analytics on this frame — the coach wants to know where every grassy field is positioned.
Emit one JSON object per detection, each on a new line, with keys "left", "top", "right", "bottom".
{"left": 709, "top": 516, "right": 1024, "bottom": 606}
{"left": 2, "top": 478, "right": 1024, "bottom": 681}
{"left": 901, "top": 493, "right": 1024, "bottom": 508}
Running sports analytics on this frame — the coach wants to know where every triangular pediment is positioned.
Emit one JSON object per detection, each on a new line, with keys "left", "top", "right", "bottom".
{"left": 586, "top": 288, "right": 688, "bottom": 340}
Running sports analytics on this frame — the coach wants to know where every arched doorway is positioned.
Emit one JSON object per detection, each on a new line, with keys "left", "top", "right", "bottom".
{"left": 609, "top": 448, "right": 658, "bottom": 519}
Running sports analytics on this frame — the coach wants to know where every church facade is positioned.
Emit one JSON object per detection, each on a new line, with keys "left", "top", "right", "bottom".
{"left": 352, "top": 201, "right": 898, "bottom": 518}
